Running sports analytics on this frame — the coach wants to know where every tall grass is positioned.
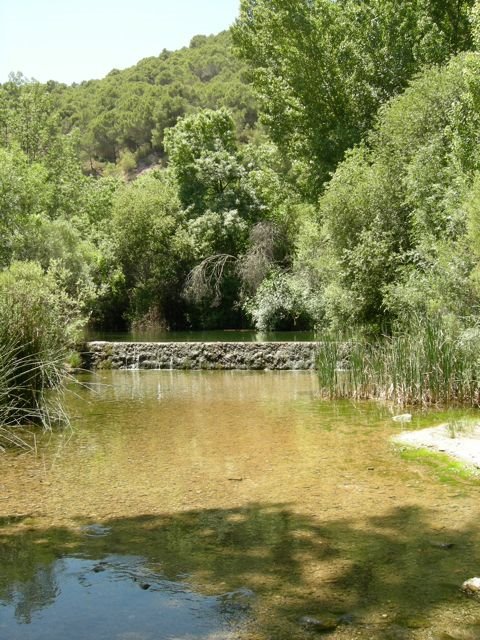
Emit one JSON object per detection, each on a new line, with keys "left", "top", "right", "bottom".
{"left": 0, "top": 340, "right": 70, "bottom": 451}
{"left": 0, "top": 262, "right": 81, "bottom": 451}
{"left": 317, "top": 317, "right": 480, "bottom": 406}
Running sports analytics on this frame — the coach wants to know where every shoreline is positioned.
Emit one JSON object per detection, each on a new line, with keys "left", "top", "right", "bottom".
{"left": 393, "top": 423, "right": 480, "bottom": 470}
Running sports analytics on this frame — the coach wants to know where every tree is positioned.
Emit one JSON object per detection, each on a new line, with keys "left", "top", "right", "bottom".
{"left": 233, "top": 0, "right": 475, "bottom": 195}
{"left": 0, "top": 77, "right": 61, "bottom": 162}
{"left": 0, "top": 147, "right": 50, "bottom": 266}
{"left": 165, "top": 108, "right": 241, "bottom": 213}
{"left": 111, "top": 172, "right": 190, "bottom": 327}
{"left": 294, "top": 52, "right": 480, "bottom": 329}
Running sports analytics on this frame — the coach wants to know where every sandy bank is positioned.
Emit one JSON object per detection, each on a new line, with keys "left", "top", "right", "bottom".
{"left": 393, "top": 423, "right": 480, "bottom": 469}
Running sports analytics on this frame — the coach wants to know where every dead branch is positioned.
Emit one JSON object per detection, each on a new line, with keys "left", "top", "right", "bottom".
{"left": 184, "top": 254, "right": 238, "bottom": 305}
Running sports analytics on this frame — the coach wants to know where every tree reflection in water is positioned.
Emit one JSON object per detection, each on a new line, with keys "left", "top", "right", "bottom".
{"left": 0, "top": 503, "right": 479, "bottom": 639}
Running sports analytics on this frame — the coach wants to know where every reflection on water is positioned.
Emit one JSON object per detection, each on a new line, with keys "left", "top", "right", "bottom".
{"left": 1, "top": 553, "right": 251, "bottom": 640}
{"left": 0, "top": 371, "right": 479, "bottom": 639}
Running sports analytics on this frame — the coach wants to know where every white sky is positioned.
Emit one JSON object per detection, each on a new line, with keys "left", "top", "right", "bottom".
{"left": 0, "top": 0, "right": 240, "bottom": 85}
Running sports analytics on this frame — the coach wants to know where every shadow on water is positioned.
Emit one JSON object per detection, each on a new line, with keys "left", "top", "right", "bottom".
{"left": 1, "top": 503, "right": 480, "bottom": 639}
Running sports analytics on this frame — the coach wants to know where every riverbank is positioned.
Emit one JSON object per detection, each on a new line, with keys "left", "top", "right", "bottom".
{"left": 393, "top": 423, "right": 480, "bottom": 470}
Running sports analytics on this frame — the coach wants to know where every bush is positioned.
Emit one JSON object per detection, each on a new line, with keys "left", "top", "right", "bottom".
{"left": 243, "top": 270, "right": 316, "bottom": 331}
{"left": 0, "top": 262, "right": 82, "bottom": 448}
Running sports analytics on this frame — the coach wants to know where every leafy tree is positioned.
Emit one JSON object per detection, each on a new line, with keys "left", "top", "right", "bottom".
{"left": 164, "top": 108, "right": 238, "bottom": 214}
{"left": 233, "top": 0, "right": 475, "bottom": 194}
{"left": 295, "top": 52, "right": 480, "bottom": 329}
{"left": 110, "top": 172, "right": 190, "bottom": 327}
{"left": 0, "top": 147, "right": 50, "bottom": 266}
{"left": 0, "top": 76, "right": 61, "bottom": 162}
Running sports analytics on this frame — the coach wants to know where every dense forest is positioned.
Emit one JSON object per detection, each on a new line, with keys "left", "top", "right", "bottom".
{"left": 3, "top": 0, "right": 480, "bottom": 431}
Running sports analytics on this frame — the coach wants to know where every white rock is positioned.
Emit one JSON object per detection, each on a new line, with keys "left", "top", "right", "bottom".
{"left": 462, "top": 577, "right": 480, "bottom": 593}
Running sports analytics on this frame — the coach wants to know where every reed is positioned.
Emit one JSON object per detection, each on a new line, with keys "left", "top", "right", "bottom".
{"left": 317, "top": 317, "right": 480, "bottom": 406}
{"left": 0, "top": 262, "right": 80, "bottom": 451}
{"left": 0, "top": 339, "right": 69, "bottom": 451}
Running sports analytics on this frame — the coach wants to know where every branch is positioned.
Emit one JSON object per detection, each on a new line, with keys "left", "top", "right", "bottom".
{"left": 184, "top": 254, "right": 238, "bottom": 306}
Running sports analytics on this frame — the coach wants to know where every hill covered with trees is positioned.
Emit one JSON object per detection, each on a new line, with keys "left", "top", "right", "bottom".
{"left": 1, "top": 31, "right": 258, "bottom": 176}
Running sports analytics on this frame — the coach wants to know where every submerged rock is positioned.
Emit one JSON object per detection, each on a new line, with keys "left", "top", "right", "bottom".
{"left": 92, "top": 563, "right": 107, "bottom": 573}
{"left": 337, "top": 613, "right": 355, "bottom": 625}
{"left": 429, "top": 541, "right": 455, "bottom": 549}
{"left": 299, "top": 614, "right": 338, "bottom": 632}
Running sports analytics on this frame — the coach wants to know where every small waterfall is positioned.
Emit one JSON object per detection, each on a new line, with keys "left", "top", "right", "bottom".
{"left": 129, "top": 345, "right": 140, "bottom": 370}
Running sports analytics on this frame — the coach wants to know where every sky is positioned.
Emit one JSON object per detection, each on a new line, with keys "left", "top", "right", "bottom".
{"left": 0, "top": 0, "right": 240, "bottom": 85}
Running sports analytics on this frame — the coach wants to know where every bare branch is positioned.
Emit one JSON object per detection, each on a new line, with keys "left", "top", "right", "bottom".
{"left": 184, "top": 254, "right": 238, "bottom": 306}
{"left": 238, "top": 222, "right": 282, "bottom": 293}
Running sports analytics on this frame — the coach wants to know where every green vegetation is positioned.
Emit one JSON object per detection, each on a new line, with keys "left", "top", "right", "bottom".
{"left": 0, "top": 262, "right": 81, "bottom": 449}
{"left": 58, "top": 31, "right": 258, "bottom": 171}
{"left": 233, "top": 0, "right": 474, "bottom": 194}
{"left": 4, "top": 2, "right": 480, "bottom": 439}
{"left": 317, "top": 317, "right": 480, "bottom": 406}
{"left": 399, "top": 447, "right": 480, "bottom": 484}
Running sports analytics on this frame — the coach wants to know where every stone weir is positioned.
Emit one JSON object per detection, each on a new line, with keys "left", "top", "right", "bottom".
{"left": 83, "top": 341, "right": 320, "bottom": 371}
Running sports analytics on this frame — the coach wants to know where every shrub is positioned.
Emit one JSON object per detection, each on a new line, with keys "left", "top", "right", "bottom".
{"left": 243, "top": 270, "right": 316, "bottom": 331}
{"left": 0, "top": 262, "right": 82, "bottom": 448}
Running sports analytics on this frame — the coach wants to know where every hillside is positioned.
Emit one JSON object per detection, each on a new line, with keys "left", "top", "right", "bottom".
{"left": 56, "top": 30, "right": 258, "bottom": 172}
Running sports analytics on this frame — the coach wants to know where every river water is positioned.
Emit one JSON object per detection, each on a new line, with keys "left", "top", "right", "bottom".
{"left": 0, "top": 370, "right": 479, "bottom": 639}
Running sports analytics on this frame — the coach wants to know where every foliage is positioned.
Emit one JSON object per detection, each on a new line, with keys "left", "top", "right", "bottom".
{"left": 233, "top": 0, "right": 475, "bottom": 194}
{"left": 0, "top": 74, "right": 61, "bottom": 161}
{"left": 163, "top": 109, "right": 302, "bottom": 325}
{"left": 164, "top": 107, "right": 262, "bottom": 224}
{"left": 0, "top": 146, "right": 49, "bottom": 266}
{"left": 0, "top": 262, "right": 82, "bottom": 445}
{"left": 296, "top": 52, "right": 480, "bottom": 329}
{"left": 56, "top": 31, "right": 258, "bottom": 170}
{"left": 243, "top": 269, "right": 316, "bottom": 331}
{"left": 110, "top": 171, "right": 190, "bottom": 327}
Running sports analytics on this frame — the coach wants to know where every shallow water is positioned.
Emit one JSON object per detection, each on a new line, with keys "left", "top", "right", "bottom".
{"left": 0, "top": 371, "right": 479, "bottom": 639}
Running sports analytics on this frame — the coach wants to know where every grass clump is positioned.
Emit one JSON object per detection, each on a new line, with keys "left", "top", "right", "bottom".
{"left": 317, "top": 316, "right": 480, "bottom": 407}
{"left": 0, "top": 262, "right": 82, "bottom": 450}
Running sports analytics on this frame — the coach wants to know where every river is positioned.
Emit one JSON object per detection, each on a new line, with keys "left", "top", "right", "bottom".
{"left": 0, "top": 370, "right": 479, "bottom": 639}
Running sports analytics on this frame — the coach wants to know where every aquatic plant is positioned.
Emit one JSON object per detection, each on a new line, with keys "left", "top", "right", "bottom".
{"left": 446, "top": 419, "right": 477, "bottom": 439}
{"left": 317, "top": 317, "right": 480, "bottom": 406}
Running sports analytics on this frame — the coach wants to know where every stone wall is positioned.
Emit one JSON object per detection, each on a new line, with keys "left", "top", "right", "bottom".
{"left": 82, "top": 341, "right": 320, "bottom": 371}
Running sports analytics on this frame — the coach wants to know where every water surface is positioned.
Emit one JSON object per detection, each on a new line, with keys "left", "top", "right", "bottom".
{"left": 0, "top": 371, "right": 479, "bottom": 639}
